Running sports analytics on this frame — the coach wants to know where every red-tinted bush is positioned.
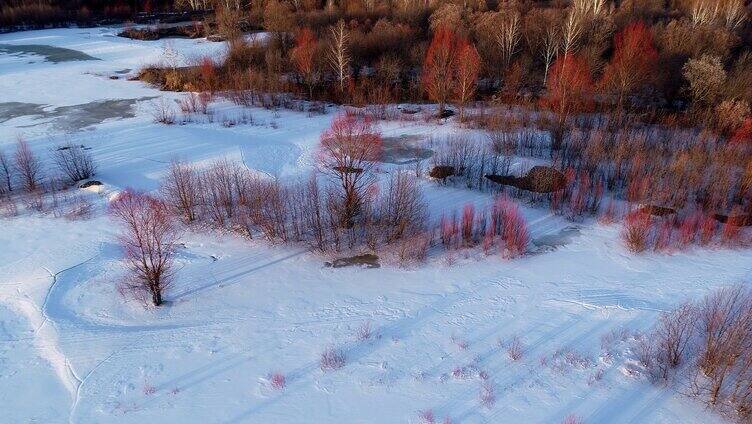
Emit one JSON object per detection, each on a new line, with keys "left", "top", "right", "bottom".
{"left": 699, "top": 214, "right": 717, "bottom": 246}
{"left": 678, "top": 213, "right": 700, "bottom": 246}
{"left": 498, "top": 199, "right": 529, "bottom": 259}
{"left": 621, "top": 210, "right": 651, "bottom": 253}
{"left": 440, "top": 214, "right": 458, "bottom": 249}
{"left": 654, "top": 219, "right": 673, "bottom": 251}
{"left": 320, "top": 347, "right": 346, "bottom": 371}
{"left": 269, "top": 372, "right": 286, "bottom": 390}
{"left": 461, "top": 203, "right": 475, "bottom": 246}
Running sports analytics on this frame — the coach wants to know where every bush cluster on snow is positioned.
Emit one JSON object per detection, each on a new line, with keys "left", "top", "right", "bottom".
{"left": 637, "top": 285, "right": 752, "bottom": 420}
{"left": 0, "top": 137, "right": 98, "bottom": 218}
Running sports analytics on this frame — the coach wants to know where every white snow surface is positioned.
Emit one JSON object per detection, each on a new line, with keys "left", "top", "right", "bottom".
{"left": 1, "top": 28, "right": 749, "bottom": 423}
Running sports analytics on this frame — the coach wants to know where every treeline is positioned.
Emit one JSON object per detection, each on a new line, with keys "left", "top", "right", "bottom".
{"left": 0, "top": 0, "right": 197, "bottom": 29}
{"left": 137, "top": 1, "right": 750, "bottom": 128}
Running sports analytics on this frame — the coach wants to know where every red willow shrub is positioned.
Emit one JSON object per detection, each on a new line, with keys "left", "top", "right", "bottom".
{"left": 677, "top": 213, "right": 700, "bottom": 247}
{"left": 436, "top": 197, "right": 529, "bottom": 259}
{"left": 731, "top": 118, "right": 752, "bottom": 145}
{"left": 620, "top": 208, "right": 750, "bottom": 253}
{"left": 199, "top": 57, "right": 216, "bottom": 92}
{"left": 699, "top": 214, "right": 717, "bottom": 246}
{"left": 498, "top": 199, "right": 529, "bottom": 259}
{"left": 598, "top": 200, "right": 617, "bottom": 224}
{"left": 654, "top": 219, "right": 674, "bottom": 252}
{"left": 720, "top": 206, "right": 746, "bottom": 246}
{"left": 268, "top": 372, "right": 286, "bottom": 390}
{"left": 621, "top": 210, "right": 652, "bottom": 253}
{"left": 487, "top": 197, "right": 530, "bottom": 258}
{"left": 440, "top": 213, "right": 458, "bottom": 248}
{"left": 461, "top": 203, "right": 475, "bottom": 246}
{"left": 319, "top": 347, "right": 346, "bottom": 372}
{"left": 482, "top": 224, "right": 495, "bottom": 255}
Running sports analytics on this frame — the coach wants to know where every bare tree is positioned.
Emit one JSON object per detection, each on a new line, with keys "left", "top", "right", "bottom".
{"left": 318, "top": 114, "right": 382, "bottom": 227}
{"left": 151, "top": 99, "right": 176, "bottom": 125}
{"left": 378, "top": 171, "right": 427, "bottom": 243}
{"left": 175, "top": 0, "right": 209, "bottom": 11}
{"left": 0, "top": 149, "right": 14, "bottom": 194}
{"left": 110, "top": 190, "right": 180, "bottom": 306}
{"left": 636, "top": 285, "right": 752, "bottom": 417}
{"left": 14, "top": 138, "right": 42, "bottom": 192}
{"left": 454, "top": 39, "right": 481, "bottom": 121}
{"left": 200, "top": 159, "right": 243, "bottom": 227}
{"left": 695, "top": 286, "right": 752, "bottom": 405}
{"left": 721, "top": 0, "right": 747, "bottom": 31}
{"left": 689, "top": 0, "right": 747, "bottom": 31}
{"left": 477, "top": 10, "right": 521, "bottom": 77}
{"left": 525, "top": 8, "right": 562, "bottom": 85}
{"left": 303, "top": 174, "right": 328, "bottom": 251}
{"left": 53, "top": 143, "right": 96, "bottom": 183}
{"left": 542, "top": 26, "right": 561, "bottom": 85}
{"left": 641, "top": 303, "right": 697, "bottom": 381}
{"left": 290, "top": 28, "right": 319, "bottom": 99}
{"left": 255, "top": 179, "right": 291, "bottom": 242}
{"left": 562, "top": 8, "right": 584, "bottom": 56}
{"left": 423, "top": 27, "right": 459, "bottom": 117}
{"left": 161, "top": 160, "right": 202, "bottom": 223}
{"left": 327, "top": 19, "right": 350, "bottom": 93}
{"left": 573, "top": 0, "right": 607, "bottom": 17}
{"left": 491, "top": 11, "right": 522, "bottom": 73}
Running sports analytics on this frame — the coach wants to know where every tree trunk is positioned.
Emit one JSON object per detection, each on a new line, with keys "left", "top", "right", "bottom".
{"left": 152, "top": 289, "right": 162, "bottom": 306}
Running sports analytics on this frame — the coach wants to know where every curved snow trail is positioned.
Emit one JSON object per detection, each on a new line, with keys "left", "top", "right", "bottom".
{"left": 1, "top": 245, "right": 112, "bottom": 422}
{"left": 0, "top": 249, "right": 103, "bottom": 404}
{"left": 37, "top": 247, "right": 103, "bottom": 334}
{"left": 24, "top": 244, "right": 210, "bottom": 423}
{"left": 35, "top": 250, "right": 105, "bottom": 400}
{"left": 5, "top": 296, "right": 80, "bottom": 400}
{"left": 40, "top": 245, "right": 219, "bottom": 333}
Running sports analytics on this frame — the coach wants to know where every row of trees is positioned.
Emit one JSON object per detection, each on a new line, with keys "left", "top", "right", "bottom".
{"left": 117, "top": 113, "right": 533, "bottom": 306}
{"left": 0, "top": 0, "right": 187, "bottom": 28}
{"left": 183, "top": 0, "right": 749, "bottom": 120}
{"left": 0, "top": 139, "right": 96, "bottom": 198}
{"left": 138, "top": 161, "right": 531, "bottom": 305}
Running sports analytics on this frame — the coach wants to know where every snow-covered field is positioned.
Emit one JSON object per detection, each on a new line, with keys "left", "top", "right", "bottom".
{"left": 1, "top": 27, "right": 749, "bottom": 423}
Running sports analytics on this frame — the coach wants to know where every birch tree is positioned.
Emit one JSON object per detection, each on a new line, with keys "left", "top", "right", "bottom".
{"left": 327, "top": 20, "right": 350, "bottom": 93}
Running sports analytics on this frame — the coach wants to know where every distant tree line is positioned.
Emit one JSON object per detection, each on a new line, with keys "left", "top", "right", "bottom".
{"left": 0, "top": 0, "right": 200, "bottom": 29}
{"left": 128, "top": 1, "right": 751, "bottom": 125}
